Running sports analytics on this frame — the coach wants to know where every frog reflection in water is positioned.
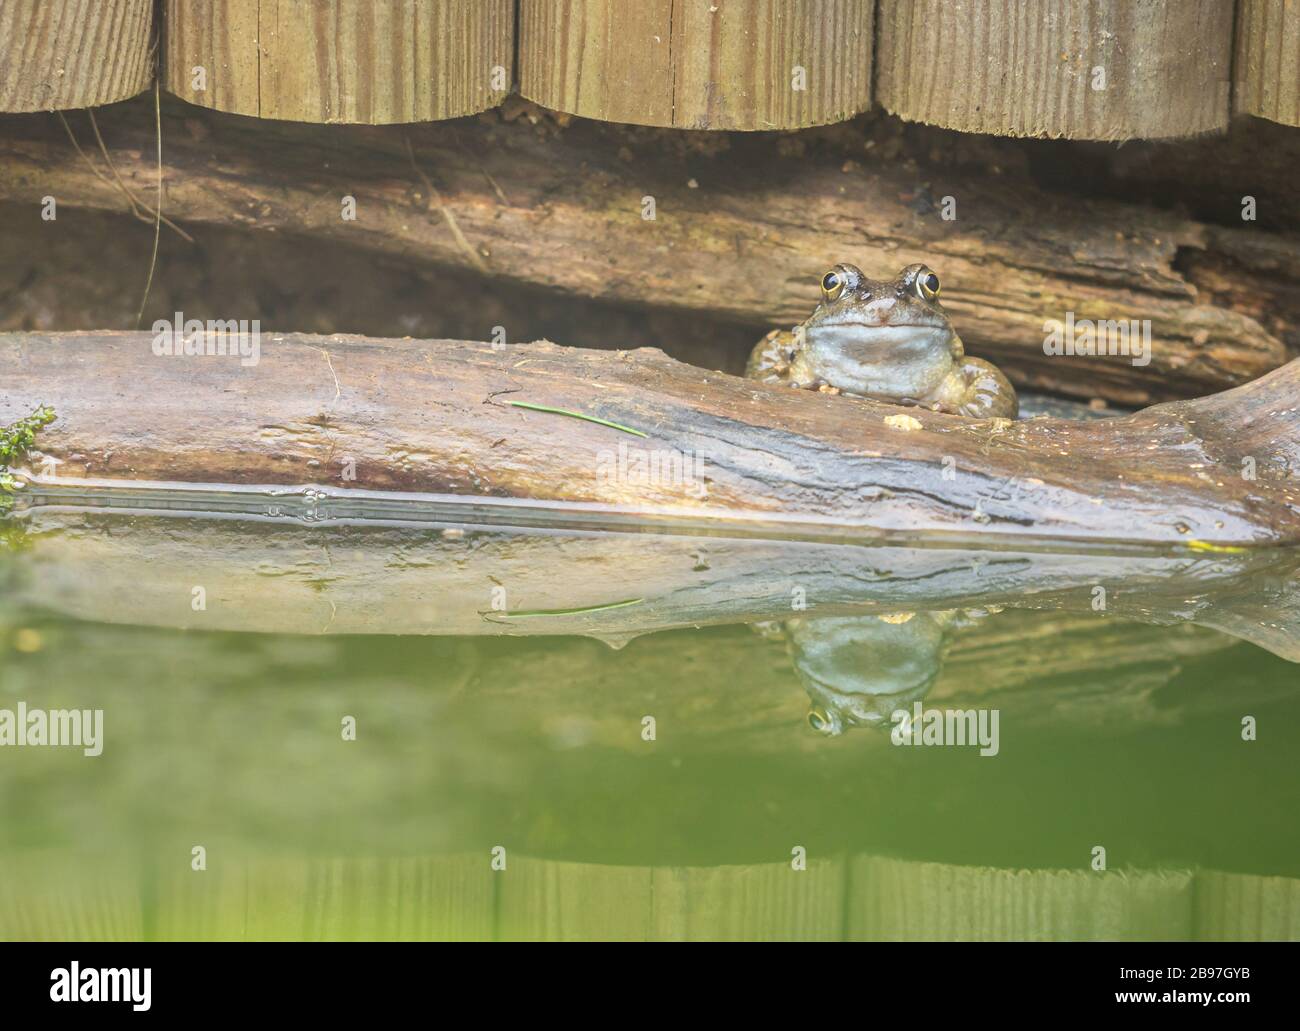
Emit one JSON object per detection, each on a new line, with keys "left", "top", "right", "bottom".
{"left": 756, "top": 610, "right": 987, "bottom": 736}
{"left": 746, "top": 263, "right": 1018, "bottom": 419}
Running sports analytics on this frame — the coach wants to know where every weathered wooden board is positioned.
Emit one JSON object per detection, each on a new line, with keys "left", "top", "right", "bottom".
{"left": 0, "top": 0, "right": 154, "bottom": 112}
{"left": 1195, "top": 870, "right": 1300, "bottom": 940}
{"left": 498, "top": 856, "right": 845, "bottom": 941}
{"left": 10, "top": 850, "right": 1295, "bottom": 941}
{"left": 2, "top": 854, "right": 496, "bottom": 942}
{"left": 519, "top": 0, "right": 873, "bottom": 130}
{"left": 163, "top": 0, "right": 514, "bottom": 123}
{"left": 497, "top": 858, "right": 655, "bottom": 942}
{"left": 479, "top": 860, "right": 1300, "bottom": 941}
{"left": 0, "top": 852, "right": 143, "bottom": 941}
{"left": 649, "top": 860, "right": 845, "bottom": 941}
{"left": 876, "top": 0, "right": 1233, "bottom": 139}
{"left": 848, "top": 857, "right": 1195, "bottom": 941}
{"left": 1235, "top": 0, "right": 1300, "bottom": 128}
{"left": 0, "top": 96, "right": 1290, "bottom": 405}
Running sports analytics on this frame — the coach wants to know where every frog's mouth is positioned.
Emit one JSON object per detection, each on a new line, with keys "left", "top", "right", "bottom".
{"left": 813, "top": 320, "right": 948, "bottom": 336}
{"left": 805, "top": 323, "right": 955, "bottom": 372}
{"left": 799, "top": 672, "right": 937, "bottom": 735}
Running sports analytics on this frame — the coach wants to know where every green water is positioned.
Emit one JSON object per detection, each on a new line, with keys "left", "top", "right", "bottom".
{"left": 1, "top": 507, "right": 1298, "bottom": 940}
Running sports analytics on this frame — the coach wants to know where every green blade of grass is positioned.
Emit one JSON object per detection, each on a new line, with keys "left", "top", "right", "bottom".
{"left": 508, "top": 400, "right": 647, "bottom": 437}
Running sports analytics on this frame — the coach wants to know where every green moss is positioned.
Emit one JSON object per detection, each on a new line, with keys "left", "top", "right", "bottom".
{"left": 0, "top": 404, "right": 57, "bottom": 514}
{"left": 0, "top": 520, "right": 30, "bottom": 552}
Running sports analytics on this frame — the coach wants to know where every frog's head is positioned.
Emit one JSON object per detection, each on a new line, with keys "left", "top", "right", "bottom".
{"left": 793, "top": 263, "right": 962, "bottom": 400}
{"left": 785, "top": 614, "right": 945, "bottom": 737}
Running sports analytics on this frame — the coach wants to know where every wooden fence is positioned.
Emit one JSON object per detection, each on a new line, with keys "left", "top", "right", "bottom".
{"left": 2, "top": 850, "right": 1297, "bottom": 940}
{"left": 0, "top": 0, "right": 1297, "bottom": 136}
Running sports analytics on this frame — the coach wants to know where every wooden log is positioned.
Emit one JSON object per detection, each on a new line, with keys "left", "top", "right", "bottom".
{"left": 0, "top": 97, "right": 1290, "bottom": 405}
{"left": 5, "top": 331, "right": 1300, "bottom": 551}
{"left": 14, "top": 501, "right": 1286, "bottom": 653}
{"left": 1235, "top": 0, "right": 1300, "bottom": 128}
{"left": 876, "top": 0, "right": 1233, "bottom": 140}
{"left": 5, "top": 486, "right": 1263, "bottom": 749}
{"left": 0, "top": 0, "right": 154, "bottom": 112}
{"left": 1087, "top": 115, "right": 1300, "bottom": 241}
{"left": 928, "top": 615, "right": 1242, "bottom": 731}
{"left": 162, "top": 0, "right": 514, "bottom": 123}
{"left": 518, "top": 0, "right": 873, "bottom": 130}
{"left": 8, "top": 508, "right": 1275, "bottom": 748}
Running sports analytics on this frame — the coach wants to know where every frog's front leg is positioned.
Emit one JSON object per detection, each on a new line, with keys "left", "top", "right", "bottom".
{"left": 746, "top": 327, "right": 818, "bottom": 389}
{"left": 928, "top": 356, "right": 1019, "bottom": 420}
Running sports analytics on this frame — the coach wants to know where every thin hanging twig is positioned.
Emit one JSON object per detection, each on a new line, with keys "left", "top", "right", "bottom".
{"left": 133, "top": 82, "right": 164, "bottom": 329}
{"left": 55, "top": 110, "right": 192, "bottom": 243}
{"left": 88, "top": 108, "right": 193, "bottom": 243}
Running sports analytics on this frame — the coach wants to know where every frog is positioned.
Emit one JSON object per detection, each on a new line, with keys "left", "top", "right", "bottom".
{"left": 746, "top": 263, "right": 1018, "bottom": 419}
{"left": 760, "top": 607, "right": 996, "bottom": 736}
{"left": 787, "top": 613, "right": 949, "bottom": 736}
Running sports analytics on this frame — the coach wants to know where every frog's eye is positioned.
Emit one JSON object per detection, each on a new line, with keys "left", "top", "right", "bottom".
{"left": 916, "top": 270, "right": 941, "bottom": 301}
{"left": 821, "top": 270, "right": 845, "bottom": 301}
{"left": 807, "top": 708, "right": 833, "bottom": 732}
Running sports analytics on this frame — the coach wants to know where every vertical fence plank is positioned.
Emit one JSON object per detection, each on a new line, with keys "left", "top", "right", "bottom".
{"left": 9, "top": 851, "right": 1300, "bottom": 940}
{"left": 848, "top": 857, "right": 1195, "bottom": 941}
{"left": 1235, "top": 0, "right": 1300, "bottom": 127}
{"left": 0, "top": 853, "right": 143, "bottom": 942}
{"left": 496, "top": 856, "right": 843, "bottom": 940}
{"left": 162, "top": 0, "right": 262, "bottom": 117}
{"left": 651, "top": 860, "right": 845, "bottom": 940}
{"left": 164, "top": 0, "right": 514, "bottom": 124}
{"left": 497, "top": 858, "right": 656, "bottom": 941}
{"left": 152, "top": 855, "right": 495, "bottom": 941}
{"left": 0, "top": 0, "right": 154, "bottom": 112}
{"left": 520, "top": 0, "right": 674, "bottom": 126}
{"left": 1195, "top": 871, "right": 1300, "bottom": 940}
{"left": 876, "top": 0, "right": 1232, "bottom": 140}
{"left": 519, "top": 0, "right": 872, "bottom": 130}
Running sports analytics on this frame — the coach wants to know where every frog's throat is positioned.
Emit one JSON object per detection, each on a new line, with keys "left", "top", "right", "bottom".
{"left": 789, "top": 324, "right": 958, "bottom": 400}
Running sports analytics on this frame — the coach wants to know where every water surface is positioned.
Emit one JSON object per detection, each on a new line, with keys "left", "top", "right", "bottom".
{"left": 1, "top": 496, "right": 1297, "bottom": 940}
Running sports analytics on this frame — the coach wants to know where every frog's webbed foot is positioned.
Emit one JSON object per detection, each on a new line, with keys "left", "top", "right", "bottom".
{"left": 747, "top": 328, "right": 832, "bottom": 393}
{"left": 747, "top": 619, "right": 787, "bottom": 642}
{"left": 946, "top": 356, "right": 1019, "bottom": 420}
{"left": 745, "top": 328, "right": 798, "bottom": 383}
